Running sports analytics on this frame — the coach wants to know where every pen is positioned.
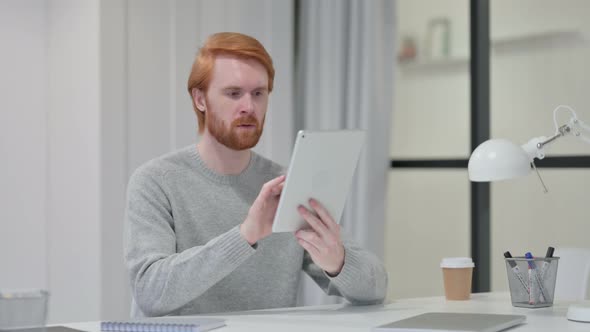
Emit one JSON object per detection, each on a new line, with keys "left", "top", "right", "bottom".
{"left": 525, "top": 252, "right": 550, "bottom": 303}
{"left": 539, "top": 246, "right": 555, "bottom": 280}
{"left": 503, "top": 251, "right": 529, "bottom": 295}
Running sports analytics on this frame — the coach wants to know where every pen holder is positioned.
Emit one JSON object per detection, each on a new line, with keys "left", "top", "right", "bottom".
{"left": 0, "top": 289, "right": 49, "bottom": 331}
{"left": 504, "top": 257, "right": 559, "bottom": 308}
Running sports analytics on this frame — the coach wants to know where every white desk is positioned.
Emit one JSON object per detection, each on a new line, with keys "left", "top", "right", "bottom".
{"left": 65, "top": 292, "right": 588, "bottom": 332}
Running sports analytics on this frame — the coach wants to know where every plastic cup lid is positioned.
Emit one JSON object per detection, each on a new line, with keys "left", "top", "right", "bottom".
{"left": 441, "top": 257, "right": 475, "bottom": 268}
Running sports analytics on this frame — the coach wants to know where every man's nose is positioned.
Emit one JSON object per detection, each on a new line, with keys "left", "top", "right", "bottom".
{"left": 239, "top": 94, "right": 255, "bottom": 114}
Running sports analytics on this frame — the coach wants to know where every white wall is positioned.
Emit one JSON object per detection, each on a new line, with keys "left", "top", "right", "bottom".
{"left": 387, "top": 0, "right": 471, "bottom": 301}
{"left": 386, "top": 170, "right": 470, "bottom": 299}
{"left": 100, "top": 0, "right": 130, "bottom": 320}
{"left": 47, "top": 0, "right": 102, "bottom": 322}
{"left": 1, "top": 0, "right": 294, "bottom": 323}
{"left": 0, "top": 0, "right": 104, "bottom": 323}
{"left": 391, "top": 0, "right": 470, "bottom": 159}
{"left": 0, "top": 0, "right": 48, "bottom": 292}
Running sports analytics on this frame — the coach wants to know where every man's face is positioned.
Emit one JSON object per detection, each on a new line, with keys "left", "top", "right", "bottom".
{"left": 200, "top": 55, "right": 269, "bottom": 150}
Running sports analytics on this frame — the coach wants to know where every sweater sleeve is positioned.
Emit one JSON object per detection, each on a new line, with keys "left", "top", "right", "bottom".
{"left": 301, "top": 237, "right": 388, "bottom": 305}
{"left": 124, "top": 166, "right": 256, "bottom": 317}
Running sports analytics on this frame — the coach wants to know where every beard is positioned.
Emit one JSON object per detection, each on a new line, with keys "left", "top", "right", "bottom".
{"left": 206, "top": 110, "right": 265, "bottom": 151}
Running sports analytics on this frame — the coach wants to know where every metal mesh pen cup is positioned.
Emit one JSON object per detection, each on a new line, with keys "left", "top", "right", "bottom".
{"left": 0, "top": 289, "right": 49, "bottom": 331}
{"left": 504, "top": 257, "right": 559, "bottom": 308}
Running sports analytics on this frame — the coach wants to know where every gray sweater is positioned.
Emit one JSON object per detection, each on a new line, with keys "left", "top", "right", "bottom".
{"left": 124, "top": 145, "right": 388, "bottom": 317}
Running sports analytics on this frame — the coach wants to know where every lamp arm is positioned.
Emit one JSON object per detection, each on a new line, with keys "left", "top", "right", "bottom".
{"left": 522, "top": 137, "right": 549, "bottom": 160}
{"left": 536, "top": 124, "right": 571, "bottom": 149}
{"left": 519, "top": 106, "right": 589, "bottom": 194}
{"left": 520, "top": 136, "right": 551, "bottom": 193}
{"left": 526, "top": 106, "right": 590, "bottom": 160}
{"left": 551, "top": 105, "right": 590, "bottom": 145}
{"left": 570, "top": 117, "right": 590, "bottom": 145}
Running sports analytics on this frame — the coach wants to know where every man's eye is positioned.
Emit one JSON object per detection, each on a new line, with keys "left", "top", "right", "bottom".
{"left": 228, "top": 91, "right": 241, "bottom": 98}
{"left": 254, "top": 91, "right": 264, "bottom": 97}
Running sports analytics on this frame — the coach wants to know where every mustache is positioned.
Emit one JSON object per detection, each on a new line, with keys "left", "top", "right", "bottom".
{"left": 232, "top": 115, "right": 259, "bottom": 127}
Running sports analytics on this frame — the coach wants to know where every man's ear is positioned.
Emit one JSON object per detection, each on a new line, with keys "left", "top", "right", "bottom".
{"left": 192, "top": 88, "right": 206, "bottom": 112}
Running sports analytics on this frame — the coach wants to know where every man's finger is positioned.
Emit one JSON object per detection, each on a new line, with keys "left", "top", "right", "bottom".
{"left": 309, "top": 198, "right": 338, "bottom": 231}
{"left": 268, "top": 174, "right": 286, "bottom": 186}
{"left": 296, "top": 237, "right": 320, "bottom": 257}
{"left": 261, "top": 175, "right": 286, "bottom": 198}
{"left": 296, "top": 230, "right": 324, "bottom": 252}
{"left": 271, "top": 182, "right": 285, "bottom": 195}
{"left": 298, "top": 205, "right": 329, "bottom": 237}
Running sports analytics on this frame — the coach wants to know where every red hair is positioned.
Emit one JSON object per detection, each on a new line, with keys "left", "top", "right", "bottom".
{"left": 187, "top": 32, "right": 275, "bottom": 134}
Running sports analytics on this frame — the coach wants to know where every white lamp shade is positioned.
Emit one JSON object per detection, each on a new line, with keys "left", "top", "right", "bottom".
{"left": 468, "top": 139, "right": 532, "bottom": 181}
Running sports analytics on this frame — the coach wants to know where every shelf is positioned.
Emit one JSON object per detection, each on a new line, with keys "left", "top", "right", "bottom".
{"left": 398, "top": 56, "right": 469, "bottom": 72}
{"left": 398, "top": 29, "right": 587, "bottom": 71}
{"left": 491, "top": 29, "right": 586, "bottom": 52}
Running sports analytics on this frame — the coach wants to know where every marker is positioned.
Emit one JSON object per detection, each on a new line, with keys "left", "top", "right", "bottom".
{"left": 539, "top": 246, "right": 555, "bottom": 280}
{"left": 525, "top": 252, "right": 550, "bottom": 303}
{"left": 525, "top": 252, "right": 535, "bottom": 304}
{"left": 504, "top": 251, "right": 529, "bottom": 295}
{"left": 537, "top": 247, "right": 555, "bottom": 304}
{"left": 546, "top": 246, "right": 555, "bottom": 257}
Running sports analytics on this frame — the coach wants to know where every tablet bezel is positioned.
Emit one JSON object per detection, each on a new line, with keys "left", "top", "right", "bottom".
{"left": 271, "top": 129, "right": 364, "bottom": 233}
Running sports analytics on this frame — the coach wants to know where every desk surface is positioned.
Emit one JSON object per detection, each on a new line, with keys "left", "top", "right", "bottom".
{"left": 65, "top": 292, "right": 589, "bottom": 332}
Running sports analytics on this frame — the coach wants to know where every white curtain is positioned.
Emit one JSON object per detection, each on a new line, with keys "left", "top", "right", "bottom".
{"left": 295, "top": 0, "right": 396, "bottom": 305}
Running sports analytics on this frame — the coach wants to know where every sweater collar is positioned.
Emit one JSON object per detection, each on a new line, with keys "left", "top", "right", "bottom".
{"left": 187, "top": 145, "right": 259, "bottom": 185}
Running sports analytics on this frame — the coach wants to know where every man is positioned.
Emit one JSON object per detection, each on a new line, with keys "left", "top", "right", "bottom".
{"left": 124, "top": 32, "right": 388, "bottom": 317}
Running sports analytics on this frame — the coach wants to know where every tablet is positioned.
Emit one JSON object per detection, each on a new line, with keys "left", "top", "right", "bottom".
{"left": 373, "top": 312, "right": 526, "bottom": 332}
{"left": 271, "top": 130, "right": 364, "bottom": 233}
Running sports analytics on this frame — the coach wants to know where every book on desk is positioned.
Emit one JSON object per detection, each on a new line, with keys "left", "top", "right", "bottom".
{"left": 100, "top": 316, "right": 225, "bottom": 332}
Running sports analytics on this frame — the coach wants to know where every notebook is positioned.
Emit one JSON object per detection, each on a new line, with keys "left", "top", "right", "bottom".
{"left": 372, "top": 312, "right": 526, "bottom": 332}
{"left": 101, "top": 316, "right": 225, "bottom": 332}
{"left": 4, "top": 327, "right": 84, "bottom": 332}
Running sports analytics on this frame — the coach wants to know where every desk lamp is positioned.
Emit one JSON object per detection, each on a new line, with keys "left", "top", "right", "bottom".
{"left": 468, "top": 105, "right": 590, "bottom": 322}
{"left": 468, "top": 105, "right": 590, "bottom": 192}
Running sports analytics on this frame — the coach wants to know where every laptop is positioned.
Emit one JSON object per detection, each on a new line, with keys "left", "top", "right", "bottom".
{"left": 372, "top": 312, "right": 526, "bottom": 332}
{"left": 271, "top": 130, "right": 364, "bottom": 233}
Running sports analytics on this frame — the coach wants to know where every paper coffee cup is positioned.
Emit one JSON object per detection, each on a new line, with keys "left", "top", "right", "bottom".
{"left": 441, "top": 257, "right": 474, "bottom": 300}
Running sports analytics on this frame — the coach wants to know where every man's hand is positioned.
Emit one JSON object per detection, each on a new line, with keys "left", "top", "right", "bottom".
{"left": 295, "top": 198, "right": 345, "bottom": 276}
{"left": 240, "top": 175, "right": 285, "bottom": 245}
